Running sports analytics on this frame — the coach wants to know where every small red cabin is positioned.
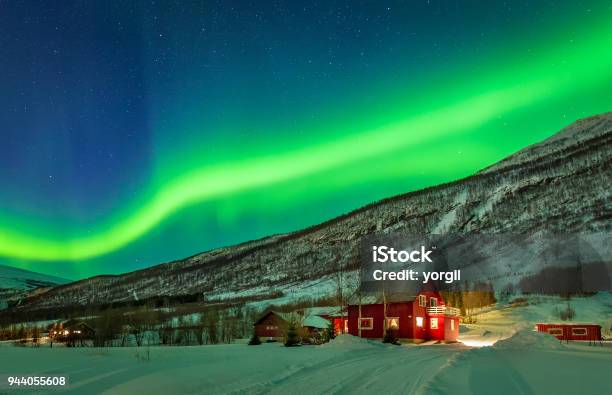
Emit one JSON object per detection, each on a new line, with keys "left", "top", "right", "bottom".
{"left": 253, "top": 311, "right": 292, "bottom": 341}
{"left": 535, "top": 323, "right": 602, "bottom": 343}
{"left": 347, "top": 291, "right": 460, "bottom": 343}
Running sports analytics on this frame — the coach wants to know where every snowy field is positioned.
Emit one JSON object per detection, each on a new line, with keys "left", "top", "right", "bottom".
{"left": 1, "top": 293, "right": 610, "bottom": 394}
{"left": 0, "top": 335, "right": 609, "bottom": 395}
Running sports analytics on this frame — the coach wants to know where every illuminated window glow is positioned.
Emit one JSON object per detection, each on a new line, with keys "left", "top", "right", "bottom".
{"left": 386, "top": 317, "right": 400, "bottom": 330}
{"left": 416, "top": 317, "right": 423, "bottom": 327}
{"left": 430, "top": 318, "right": 438, "bottom": 329}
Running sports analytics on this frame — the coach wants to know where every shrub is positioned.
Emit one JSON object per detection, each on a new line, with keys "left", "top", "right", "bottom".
{"left": 382, "top": 330, "right": 400, "bottom": 345}
{"left": 248, "top": 332, "right": 261, "bottom": 346}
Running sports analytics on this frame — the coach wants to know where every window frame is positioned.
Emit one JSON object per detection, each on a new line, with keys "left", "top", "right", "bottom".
{"left": 359, "top": 317, "right": 374, "bottom": 330}
{"left": 386, "top": 317, "right": 400, "bottom": 330}
{"left": 418, "top": 295, "right": 427, "bottom": 307}
{"left": 571, "top": 327, "right": 587, "bottom": 336}
{"left": 548, "top": 328, "right": 563, "bottom": 336}
{"left": 416, "top": 316, "right": 424, "bottom": 327}
{"left": 430, "top": 317, "right": 439, "bottom": 329}
{"left": 429, "top": 297, "right": 437, "bottom": 307}
{"left": 450, "top": 319, "right": 455, "bottom": 331}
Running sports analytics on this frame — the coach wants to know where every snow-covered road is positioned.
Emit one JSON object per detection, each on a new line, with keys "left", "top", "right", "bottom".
{"left": 0, "top": 335, "right": 610, "bottom": 395}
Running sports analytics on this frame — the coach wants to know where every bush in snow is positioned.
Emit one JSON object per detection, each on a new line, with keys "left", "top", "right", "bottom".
{"left": 323, "top": 321, "right": 336, "bottom": 343}
{"left": 553, "top": 303, "right": 575, "bottom": 321}
{"left": 248, "top": 332, "right": 261, "bottom": 345}
{"left": 382, "top": 330, "right": 400, "bottom": 345}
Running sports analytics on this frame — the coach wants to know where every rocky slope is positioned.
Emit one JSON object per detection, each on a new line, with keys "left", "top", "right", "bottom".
{"left": 4, "top": 112, "right": 611, "bottom": 315}
{"left": 0, "top": 264, "right": 69, "bottom": 309}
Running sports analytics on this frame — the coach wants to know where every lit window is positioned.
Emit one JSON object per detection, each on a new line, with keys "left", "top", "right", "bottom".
{"left": 548, "top": 328, "right": 563, "bottom": 335}
{"left": 429, "top": 297, "right": 437, "bottom": 307}
{"left": 386, "top": 317, "right": 400, "bottom": 330}
{"left": 416, "top": 317, "right": 424, "bottom": 327}
{"left": 571, "top": 328, "right": 587, "bottom": 336}
{"left": 344, "top": 320, "right": 348, "bottom": 332}
{"left": 359, "top": 318, "right": 373, "bottom": 330}
{"left": 418, "top": 295, "right": 426, "bottom": 307}
{"left": 430, "top": 318, "right": 438, "bottom": 329}
{"left": 450, "top": 319, "right": 455, "bottom": 331}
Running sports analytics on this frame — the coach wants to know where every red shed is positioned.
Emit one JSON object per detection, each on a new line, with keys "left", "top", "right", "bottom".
{"left": 253, "top": 311, "right": 293, "bottom": 341}
{"left": 347, "top": 291, "right": 460, "bottom": 343}
{"left": 535, "top": 323, "right": 602, "bottom": 343}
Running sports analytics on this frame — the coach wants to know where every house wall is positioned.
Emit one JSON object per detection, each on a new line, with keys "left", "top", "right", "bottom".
{"left": 426, "top": 315, "right": 446, "bottom": 340}
{"left": 387, "top": 302, "right": 414, "bottom": 339}
{"left": 331, "top": 317, "right": 347, "bottom": 334}
{"left": 254, "top": 314, "right": 287, "bottom": 339}
{"left": 412, "top": 291, "right": 446, "bottom": 341}
{"left": 348, "top": 304, "right": 385, "bottom": 338}
{"left": 444, "top": 316, "right": 459, "bottom": 342}
{"left": 347, "top": 302, "right": 413, "bottom": 339}
{"left": 536, "top": 324, "right": 602, "bottom": 341}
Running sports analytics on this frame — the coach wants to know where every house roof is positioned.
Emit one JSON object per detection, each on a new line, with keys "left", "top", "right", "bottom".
{"left": 303, "top": 315, "right": 330, "bottom": 329}
{"left": 254, "top": 311, "right": 300, "bottom": 325}
{"left": 536, "top": 323, "right": 602, "bottom": 327}
{"left": 303, "top": 306, "right": 346, "bottom": 317}
{"left": 346, "top": 291, "right": 418, "bottom": 305}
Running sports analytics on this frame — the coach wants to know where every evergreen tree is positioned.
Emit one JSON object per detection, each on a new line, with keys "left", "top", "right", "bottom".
{"left": 323, "top": 321, "right": 336, "bottom": 343}
{"left": 248, "top": 331, "right": 261, "bottom": 345}
{"left": 284, "top": 321, "right": 300, "bottom": 347}
{"left": 32, "top": 326, "right": 40, "bottom": 347}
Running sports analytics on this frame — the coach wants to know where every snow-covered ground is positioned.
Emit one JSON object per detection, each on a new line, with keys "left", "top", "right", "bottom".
{"left": 0, "top": 294, "right": 610, "bottom": 394}
{"left": 0, "top": 335, "right": 609, "bottom": 394}
{"left": 459, "top": 292, "right": 612, "bottom": 346}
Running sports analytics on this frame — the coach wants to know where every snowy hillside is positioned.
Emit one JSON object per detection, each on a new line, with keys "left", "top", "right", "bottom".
{"left": 0, "top": 265, "right": 69, "bottom": 309}
{"left": 4, "top": 112, "right": 612, "bottom": 315}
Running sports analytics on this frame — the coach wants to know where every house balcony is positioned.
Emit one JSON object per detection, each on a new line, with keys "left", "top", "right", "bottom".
{"left": 426, "top": 306, "right": 460, "bottom": 317}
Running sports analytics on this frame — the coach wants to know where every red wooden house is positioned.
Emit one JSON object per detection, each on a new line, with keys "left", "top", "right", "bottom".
{"left": 535, "top": 323, "right": 602, "bottom": 343}
{"left": 347, "top": 291, "right": 460, "bottom": 343}
{"left": 253, "top": 311, "right": 294, "bottom": 341}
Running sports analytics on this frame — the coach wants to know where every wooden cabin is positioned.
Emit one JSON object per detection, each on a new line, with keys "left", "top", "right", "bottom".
{"left": 535, "top": 323, "right": 602, "bottom": 344}
{"left": 49, "top": 319, "right": 95, "bottom": 346}
{"left": 253, "top": 311, "right": 294, "bottom": 341}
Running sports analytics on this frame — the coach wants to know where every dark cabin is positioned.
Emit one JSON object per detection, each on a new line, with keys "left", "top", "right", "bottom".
{"left": 253, "top": 311, "right": 293, "bottom": 341}
{"left": 49, "top": 319, "right": 95, "bottom": 347}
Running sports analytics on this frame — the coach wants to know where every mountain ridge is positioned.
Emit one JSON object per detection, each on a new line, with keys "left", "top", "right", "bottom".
{"left": 2, "top": 112, "right": 611, "bottom": 317}
{"left": 0, "top": 264, "right": 70, "bottom": 309}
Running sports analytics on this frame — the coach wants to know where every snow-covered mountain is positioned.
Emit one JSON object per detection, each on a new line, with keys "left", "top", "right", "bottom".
{"left": 3, "top": 112, "right": 611, "bottom": 316}
{"left": 0, "top": 264, "right": 69, "bottom": 309}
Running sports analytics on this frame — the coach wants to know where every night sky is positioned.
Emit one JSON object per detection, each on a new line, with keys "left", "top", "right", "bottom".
{"left": 1, "top": 1, "right": 611, "bottom": 279}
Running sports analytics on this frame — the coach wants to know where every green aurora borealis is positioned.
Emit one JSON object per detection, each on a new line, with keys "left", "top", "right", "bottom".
{"left": 1, "top": 2, "right": 611, "bottom": 279}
